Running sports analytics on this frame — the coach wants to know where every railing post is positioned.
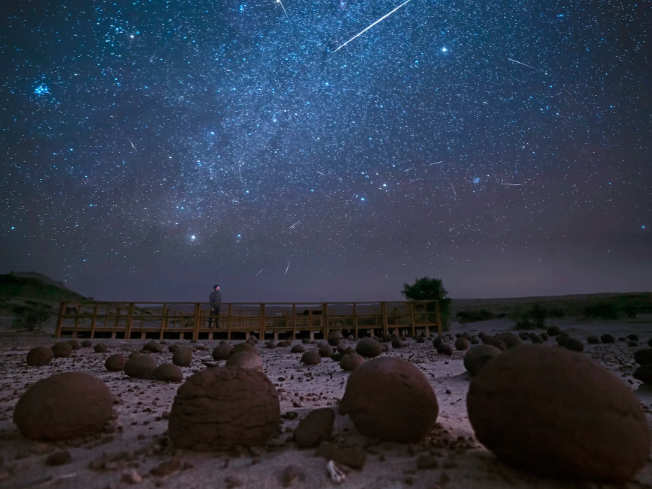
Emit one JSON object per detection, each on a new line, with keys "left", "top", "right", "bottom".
{"left": 55, "top": 302, "right": 66, "bottom": 338}
{"left": 227, "top": 304, "right": 232, "bottom": 340}
{"left": 125, "top": 303, "right": 135, "bottom": 339}
{"left": 291, "top": 304, "right": 297, "bottom": 340}
{"left": 90, "top": 303, "right": 99, "bottom": 338}
{"left": 159, "top": 303, "right": 168, "bottom": 340}
{"left": 435, "top": 300, "right": 443, "bottom": 337}
{"left": 322, "top": 303, "right": 328, "bottom": 339}
{"left": 381, "top": 302, "right": 388, "bottom": 337}
{"left": 353, "top": 303, "right": 358, "bottom": 339}
{"left": 193, "top": 303, "right": 201, "bottom": 340}
{"left": 259, "top": 303, "right": 266, "bottom": 339}
{"left": 409, "top": 301, "right": 416, "bottom": 337}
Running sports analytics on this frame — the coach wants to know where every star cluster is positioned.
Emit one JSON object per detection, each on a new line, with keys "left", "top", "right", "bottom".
{"left": 1, "top": 0, "right": 650, "bottom": 301}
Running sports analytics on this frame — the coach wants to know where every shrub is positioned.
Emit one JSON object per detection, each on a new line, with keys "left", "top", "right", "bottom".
{"left": 582, "top": 301, "right": 620, "bottom": 320}
{"left": 11, "top": 302, "right": 53, "bottom": 332}
{"left": 456, "top": 309, "right": 502, "bottom": 323}
{"left": 401, "top": 276, "right": 452, "bottom": 331}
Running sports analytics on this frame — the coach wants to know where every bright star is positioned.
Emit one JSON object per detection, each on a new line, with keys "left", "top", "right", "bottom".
{"left": 441, "top": 47, "right": 448, "bottom": 52}
{"left": 191, "top": 235, "right": 196, "bottom": 240}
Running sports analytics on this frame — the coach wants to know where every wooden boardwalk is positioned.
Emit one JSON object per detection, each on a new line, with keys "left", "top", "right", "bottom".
{"left": 54, "top": 300, "right": 443, "bottom": 341}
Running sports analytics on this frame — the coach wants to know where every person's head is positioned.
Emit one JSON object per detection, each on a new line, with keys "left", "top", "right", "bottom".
{"left": 213, "top": 284, "right": 220, "bottom": 291}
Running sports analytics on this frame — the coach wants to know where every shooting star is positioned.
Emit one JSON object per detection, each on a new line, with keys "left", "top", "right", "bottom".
{"left": 499, "top": 180, "right": 525, "bottom": 186}
{"left": 451, "top": 183, "right": 457, "bottom": 196}
{"left": 289, "top": 220, "right": 301, "bottom": 229}
{"left": 128, "top": 138, "right": 136, "bottom": 150}
{"left": 429, "top": 161, "right": 444, "bottom": 166}
{"left": 255, "top": 269, "right": 264, "bottom": 277}
{"left": 333, "top": 0, "right": 413, "bottom": 53}
{"left": 403, "top": 167, "right": 414, "bottom": 172}
{"left": 316, "top": 171, "right": 325, "bottom": 176}
{"left": 507, "top": 58, "right": 537, "bottom": 70}
{"left": 276, "top": 0, "right": 289, "bottom": 20}
{"left": 285, "top": 260, "right": 291, "bottom": 275}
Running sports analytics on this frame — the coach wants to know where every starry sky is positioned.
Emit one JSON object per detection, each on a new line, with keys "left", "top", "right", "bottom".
{"left": 1, "top": 0, "right": 650, "bottom": 303}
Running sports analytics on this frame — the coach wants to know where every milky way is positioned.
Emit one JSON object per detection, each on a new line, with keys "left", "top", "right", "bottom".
{"left": 1, "top": 0, "right": 650, "bottom": 302}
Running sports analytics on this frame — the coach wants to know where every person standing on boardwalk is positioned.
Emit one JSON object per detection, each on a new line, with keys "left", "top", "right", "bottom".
{"left": 208, "top": 284, "right": 222, "bottom": 328}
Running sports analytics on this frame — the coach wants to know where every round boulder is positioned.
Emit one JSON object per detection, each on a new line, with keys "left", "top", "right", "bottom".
{"left": 547, "top": 326, "right": 561, "bottom": 337}
{"left": 212, "top": 343, "right": 232, "bottom": 361}
{"left": 226, "top": 352, "right": 263, "bottom": 372}
{"left": 301, "top": 351, "right": 321, "bottom": 366}
{"left": 27, "top": 347, "right": 54, "bottom": 367}
{"left": 587, "top": 335, "right": 600, "bottom": 344}
{"left": 336, "top": 340, "right": 350, "bottom": 354}
{"left": 496, "top": 333, "right": 523, "bottom": 350}
{"left": 67, "top": 339, "right": 80, "bottom": 350}
{"left": 463, "top": 345, "right": 502, "bottom": 377}
{"left": 437, "top": 344, "right": 453, "bottom": 355}
{"left": 265, "top": 341, "right": 276, "bottom": 349}
{"left": 338, "top": 357, "right": 439, "bottom": 443}
{"left": 433, "top": 336, "right": 445, "bottom": 349}
{"left": 229, "top": 342, "right": 259, "bottom": 358}
{"left": 467, "top": 345, "right": 651, "bottom": 483}
{"left": 290, "top": 344, "right": 306, "bottom": 353}
{"left": 124, "top": 355, "right": 157, "bottom": 378}
{"left": 340, "top": 353, "right": 364, "bottom": 371}
{"left": 564, "top": 338, "right": 584, "bottom": 352}
{"left": 633, "top": 365, "right": 652, "bottom": 384}
{"left": 105, "top": 354, "right": 127, "bottom": 372}
{"left": 482, "top": 336, "right": 507, "bottom": 352}
{"left": 51, "top": 342, "right": 72, "bottom": 358}
{"left": 94, "top": 343, "right": 107, "bottom": 353}
{"left": 355, "top": 338, "right": 383, "bottom": 358}
{"left": 454, "top": 337, "right": 469, "bottom": 351}
{"left": 172, "top": 347, "right": 193, "bottom": 367}
{"left": 152, "top": 364, "right": 184, "bottom": 382}
{"left": 14, "top": 372, "right": 113, "bottom": 441}
{"left": 318, "top": 344, "right": 334, "bottom": 358}
{"left": 635, "top": 349, "right": 652, "bottom": 366}
{"left": 294, "top": 408, "right": 335, "bottom": 448}
{"left": 168, "top": 367, "right": 280, "bottom": 450}
{"left": 143, "top": 341, "right": 164, "bottom": 353}
{"left": 601, "top": 334, "right": 615, "bottom": 344}
{"left": 81, "top": 340, "right": 92, "bottom": 348}
{"left": 327, "top": 331, "right": 344, "bottom": 347}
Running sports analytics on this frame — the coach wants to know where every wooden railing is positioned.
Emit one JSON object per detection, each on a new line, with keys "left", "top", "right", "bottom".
{"left": 54, "top": 300, "right": 442, "bottom": 341}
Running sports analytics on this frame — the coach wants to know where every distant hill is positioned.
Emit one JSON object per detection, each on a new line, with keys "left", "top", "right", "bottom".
{"left": 0, "top": 272, "right": 88, "bottom": 303}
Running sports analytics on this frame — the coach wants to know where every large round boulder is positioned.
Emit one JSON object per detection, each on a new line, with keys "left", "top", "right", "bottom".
{"left": 226, "top": 351, "right": 263, "bottom": 372}
{"left": 338, "top": 357, "right": 439, "bottom": 443}
{"left": 51, "top": 342, "right": 73, "bottom": 358}
{"left": 454, "top": 337, "right": 470, "bottom": 351}
{"left": 124, "top": 355, "right": 157, "bottom": 378}
{"left": 291, "top": 344, "right": 306, "bottom": 353}
{"left": 94, "top": 343, "right": 107, "bottom": 353}
{"left": 152, "top": 363, "right": 184, "bottom": 382}
{"left": 13, "top": 372, "right": 113, "bottom": 441}
{"left": 634, "top": 349, "right": 652, "bottom": 365}
{"left": 301, "top": 351, "right": 321, "bottom": 366}
{"left": 437, "top": 343, "right": 453, "bottom": 355}
{"left": 294, "top": 408, "right": 335, "bottom": 448}
{"left": 327, "top": 330, "right": 344, "bottom": 347}
{"left": 67, "top": 339, "right": 80, "bottom": 350}
{"left": 563, "top": 338, "right": 584, "bottom": 352}
{"left": 467, "top": 345, "right": 651, "bottom": 483}
{"left": 336, "top": 340, "right": 350, "bottom": 354}
{"left": 463, "top": 345, "right": 502, "bottom": 377}
{"left": 601, "top": 334, "right": 615, "bottom": 344}
{"left": 318, "top": 343, "right": 334, "bottom": 357}
{"left": 105, "top": 354, "right": 127, "bottom": 372}
{"left": 633, "top": 365, "right": 652, "bottom": 384}
{"left": 355, "top": 338, "right": 383, "bottom": 358}
{"left": 495, "top": 333, "right": 523, "bottom": 350}
{"left": 172, "top": 347, "right": 193, "bottom": 367}
{"left": 340, "top": 353, "right": 364, "bottom": 371}
{"left": 168, "top": 367, "right": 280, "bottom": 450}
{"left": 27, "top": 346, "right": 54, "bottom": 366}
{"left": 212, "top": 343, "right": 232, "bottom": 360}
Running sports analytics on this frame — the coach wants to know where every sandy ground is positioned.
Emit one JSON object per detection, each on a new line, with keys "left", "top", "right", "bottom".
{"left": 1, "top": 316, "right": 652, "bottom": 489}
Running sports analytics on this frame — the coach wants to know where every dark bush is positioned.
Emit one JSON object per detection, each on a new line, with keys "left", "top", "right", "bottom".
{"left": 11, "top": 302, "right": 53, "bottom": 332}
{"left": 583, "top": 301, "right": 620, "bottom": 320}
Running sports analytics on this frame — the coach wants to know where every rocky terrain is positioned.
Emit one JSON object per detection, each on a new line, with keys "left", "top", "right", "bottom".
{"left": 1, "top": 316, "right": 652, "bottom": 489}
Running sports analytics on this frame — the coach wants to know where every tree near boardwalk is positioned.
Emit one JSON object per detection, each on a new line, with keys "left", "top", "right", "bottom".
{"left": 401, "top": 277, "right": 452, "bottom": 331}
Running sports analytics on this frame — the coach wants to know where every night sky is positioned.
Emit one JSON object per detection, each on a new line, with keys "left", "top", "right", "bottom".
{"left": 1, "top": 0, "right": 650, "bottom": 303}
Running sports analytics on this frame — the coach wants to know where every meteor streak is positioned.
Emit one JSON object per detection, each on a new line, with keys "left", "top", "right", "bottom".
{"left": 128, "top": 138, "right": 136, "bottom": 150}
{"left": 451, "top": 183, "right": 457, "bottom": 196}
{"left": 289, "top": 220, "right": 301, "bottom": 229}
{"left": 276, "top": 0, "right": 289, "bottom": 20}
{"left": 333, "top": 0, "right": 413, "bottom": 53}
{"left": 285, "top": 260, "right": 291, "bottom": 275}
{"left": 255, "top": 269, "right": 264, "bottom": 276}
{"left": 429, "top": 161, "right": 443, "bottom": 165}
{"left": 508, "top": 58, "right": 536, "bottom": 70}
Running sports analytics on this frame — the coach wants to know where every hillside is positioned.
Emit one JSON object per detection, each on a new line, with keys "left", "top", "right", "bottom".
{"left": 0, "top": 272, "right": 88, "bottom": 303}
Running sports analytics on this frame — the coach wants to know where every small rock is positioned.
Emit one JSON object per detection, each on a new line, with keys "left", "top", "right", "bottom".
{"left": 152, "top": 364, "right": 184, "bottom": 382}
{"left": 51, "top": 342, "right": 73, "bottom": 358}
{"left": 301, "top": 351, "right": 321, "bottom": 366}
{"left": 172, "top": 347, "right": 192, "bottom": 367}
{"left": 94, "top": 343, "right": 108, "bottom": 353}
{"left": 27, "top": 347, "right": 54, "bottom": 367}
{"left": 105, "top": 354, "right": 127, "bottom": 372}
{"left": 294, "top": 408, "right": 335, "bottom": 448}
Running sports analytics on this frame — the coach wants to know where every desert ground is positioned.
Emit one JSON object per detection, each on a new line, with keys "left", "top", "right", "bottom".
{"left": 1, "top": 315, "right": 652, "bottom": 489}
